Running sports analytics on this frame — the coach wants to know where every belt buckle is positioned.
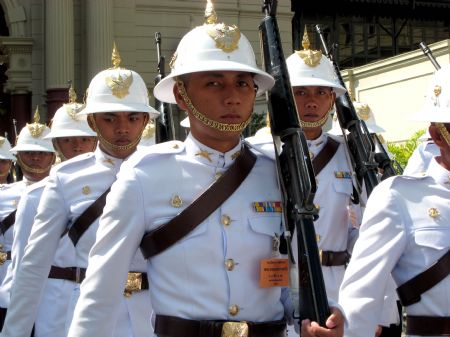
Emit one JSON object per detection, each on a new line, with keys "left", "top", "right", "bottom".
{"left": 319, "top": 249, "right": 323, "bottom": 265}
{"left": 123, "top": 272, "right": 142, "bottom": 298}
{"left": 221, "top": 321, "right": 248, "bottom": 337}
{"left": 0, "top": 251, "right": 7, "bottom": 265}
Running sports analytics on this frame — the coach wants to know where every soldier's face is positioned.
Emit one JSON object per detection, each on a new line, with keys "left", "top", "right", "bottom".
{"left": 175, "top": 71, "right": 256, "bottom": 149}
{"left": 54, "top": 136, "right": 97, "bottom": 160}
{"left": 91, "top": 112, "right": 148, "bottom": 158}
{"left": 0, "top": 159, "right": 12, "bottom": 178}
{"left": 293, "top": 86, "right": 335, "bottom": 124}
{"left": 18, "top": 151, "right": 54, "bottom": 181}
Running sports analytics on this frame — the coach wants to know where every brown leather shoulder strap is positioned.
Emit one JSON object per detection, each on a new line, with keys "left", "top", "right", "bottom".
{"left": 68, "top": 187, "right": 111, "bottom": 246}
{"left": 0, "top": 210, "right": 17, "bottom": 235}
{"left": 397, "top": 249, "right": 450, "bottom": 306}
{"left": 140, "top": 144, "right": 257, "bottom": 259}
{"left": 312, "top": 137, "right": 340, "bottom": 176}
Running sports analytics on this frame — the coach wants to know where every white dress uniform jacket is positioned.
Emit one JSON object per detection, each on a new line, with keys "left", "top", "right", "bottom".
{"left": 67, "top": 134, "right": 294, "bottom": 337}
{"left": 403, "top": 140, "right": 440, "bottom": 176}
{"left": 0, "top": 180, "right": 26, "bottom": 287}
{"left": 339, "top": 157, "right": 450, "bottom": 337}
{"left": 2, "top": 147, "right": 152, "bottom": 337}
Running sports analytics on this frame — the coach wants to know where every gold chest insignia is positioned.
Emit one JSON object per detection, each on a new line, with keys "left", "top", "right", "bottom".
{"left": 428, "top": 207, "right": 440, "bottom": 218}
{"left": 27, "top": 107, "right": 46, "bottom": 138}
{"left": 82, "top": 186, "right": 91, "bottom": 195}
{"left": 105, "top": 71, "right": 134, "bottom": 99}
{"left": 195, "top": 150, "right": 213, "bottom": 163}
{"left": 171, "top": 195, "right": 183, "bottom": 208}
{"left": 207, "top": 23, "right": 241, "bottom": 53}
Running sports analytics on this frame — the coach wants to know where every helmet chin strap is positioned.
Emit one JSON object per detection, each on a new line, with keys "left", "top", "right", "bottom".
{"left": 300, "top": 95, "right": 334, "bottom": 129}
{"left": 436, "top": 123, "right": 450, "bottom": 147}
{"left": 176, "top": 79, "right": 252, "bottom": 133}
{"left": 17, "top": 153, "right": 55, "bottom": 175}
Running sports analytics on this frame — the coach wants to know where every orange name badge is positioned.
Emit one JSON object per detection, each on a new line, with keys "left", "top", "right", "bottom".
{"left": 259, "top": 258, "right": 289, "bottom": 288}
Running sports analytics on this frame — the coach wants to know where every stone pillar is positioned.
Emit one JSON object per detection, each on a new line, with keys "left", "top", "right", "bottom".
{"left": 45, "top": 0, "right": 74, "bottom": 119}
{"left": 86, "top": 0, "right": 114, "bottom": 81}
{"left": 0, "top": 37, "right": 33, "bottom": 136}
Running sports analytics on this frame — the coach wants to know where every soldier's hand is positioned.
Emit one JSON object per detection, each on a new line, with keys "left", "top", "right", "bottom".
{"left": 300, "top": 306, "right": 344, "bottom": 337}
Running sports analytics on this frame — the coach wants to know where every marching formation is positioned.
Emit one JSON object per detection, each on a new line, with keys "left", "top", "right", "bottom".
{"left": 0, "top": 1, "right": 448, "bottom": 337}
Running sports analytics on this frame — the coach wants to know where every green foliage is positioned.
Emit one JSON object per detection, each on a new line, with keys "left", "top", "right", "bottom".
{"left": 387, "top": 129, "right": 426, "bottom": 169}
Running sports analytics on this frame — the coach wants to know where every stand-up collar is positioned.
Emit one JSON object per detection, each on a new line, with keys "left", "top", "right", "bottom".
{"left": 426, "top": 157, "right": 450, "bottom": 189}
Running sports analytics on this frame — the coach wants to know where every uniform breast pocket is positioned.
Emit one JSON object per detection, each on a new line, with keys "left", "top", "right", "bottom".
{"left": 248, "top": 215, "right": 283, "bottom": 238}
{"left": 415, "top": 227, "right": 450, "bottom": 250}
{"left": 332, "top": 178, "right": 353, "bottom": 196}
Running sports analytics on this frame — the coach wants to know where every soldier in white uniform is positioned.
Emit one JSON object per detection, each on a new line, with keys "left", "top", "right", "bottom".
{"left": 0, "top": 137, "right": 15, "bottom": 184}
{"left": 338, "top": 65, "right": 450, "bottom": 337}
{"left": 248, "top": 29, "right": 360, "bottom": 303}
{"left": 403, "top": 129, "right": 440, "bottom": 176}
{"left": 1, "top": 46, "right": 159, "bottom": 337}
{"left": 0, "top": 87, "right": 97, "bottom": 337}
{"left": 67, "top": 4, "right": 344, "bottom": 337}
{"left": 0, "top": 112, "right": 55, "bottom": 329}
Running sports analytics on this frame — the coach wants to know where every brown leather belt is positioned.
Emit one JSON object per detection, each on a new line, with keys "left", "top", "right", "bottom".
{"left": 406, "top": 315, "right": 450, "bottom": 336}
{"left": 320, "top": 250, "right": 348, "bottom": 266}
{"left": 48, "top": 266, "right": 149, "bottom": 297}
{"left": 155, "top": 315, "right": 286, "bottom": 337}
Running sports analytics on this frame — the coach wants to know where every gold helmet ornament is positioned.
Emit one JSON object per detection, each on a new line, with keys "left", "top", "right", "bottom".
{"left": 10, "top": 106, "right": 55, "bottom": 153}
{"left": 286, "top": 27, "right": 346, "bottom": 97}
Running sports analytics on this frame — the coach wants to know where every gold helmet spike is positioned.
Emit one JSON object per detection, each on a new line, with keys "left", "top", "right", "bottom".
{"left": 295, "top": 25, "right": 322, "bottom": 67}
{"left": 27, "top": 105, "right": 46, "bottom": 138}
{"left": 68, "top": 81, "right": 77, "bottom": 103}
{"left": 111, "top": 42, "right": 122, "bottom": 69}
{"left": 205, "top": 0, "right": 218, "bottom": 25}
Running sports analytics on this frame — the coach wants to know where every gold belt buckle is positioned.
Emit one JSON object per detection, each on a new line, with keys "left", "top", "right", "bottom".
{"left": 221, "top": 321, "right": 248, "bottom": 337}
{"left": 0, "top": 251, "right": 7, "bottom": 265}
{"left": 123, "top": 272, "right": 142, "bottom": 298}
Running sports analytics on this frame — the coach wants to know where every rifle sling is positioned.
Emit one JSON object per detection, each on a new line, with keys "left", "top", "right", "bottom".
{"left": 140, "top": 144, "right": 257, "bottom": 259}
{"left": 397, "top": 249, "right": 450, "bottom": 306}
{"left": 68, "top": 187, "right": 111, "bottom": 246}
{"left": 0, "top": 210, "right": 17, "bottom": 236}
{"left": 312, "top": 137, "right": 340, "bottom": 176}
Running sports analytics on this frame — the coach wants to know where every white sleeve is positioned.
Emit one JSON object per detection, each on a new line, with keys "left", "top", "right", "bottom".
{"left": 67, "top": 167, "right": 147, "bottom": 337}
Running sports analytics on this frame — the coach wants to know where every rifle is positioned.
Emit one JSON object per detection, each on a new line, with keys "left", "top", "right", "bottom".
{"left": 419, "top": 42, "right": 441, "bottom": 70}
{"left": 315, "top": 25, "right": 382, "bottom": 195}
{"left": 259, "top": 0, "right": 330, "bottom": 326}
{"left": 11, "top": 119, "right": 22, "bottom": 181}
{"left": 154, "top": 32, "right": 176, "bottom": 143}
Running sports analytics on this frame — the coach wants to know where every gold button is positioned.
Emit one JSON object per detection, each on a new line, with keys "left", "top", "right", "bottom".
{"left": 229, "top": 304, "right": 239, "bottom": 316}
{"left": 221, "top": 214, "right": 231, "bottom": 226}
{"left": 316, "top": 234, "right": 321, "bottom": 242}
{"left": 225, "top": 259, "right": 235, "bottom": 271}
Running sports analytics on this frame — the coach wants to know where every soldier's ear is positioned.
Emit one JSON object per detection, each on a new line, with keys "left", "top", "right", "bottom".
{"left": 429, "top": 124, "right": 444, "bottom": 148}
{"left": 87, "top": 114, "right": 97, "bottom": 132}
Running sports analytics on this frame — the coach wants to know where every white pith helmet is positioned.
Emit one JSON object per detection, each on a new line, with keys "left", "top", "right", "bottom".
{"left": 45, "top": 84, "right": 97, "bottom": 139}
{"left": 81, "top": 43, "right": 159, "bottom": 118}
{"left": 286, "top": 28, "right": 346, "bottom": 97}
{"left": 10, "top": 107, "right": 55, "bottom": 153}
{"left": 329, "top": 99, "right": 385, "bottom": 135}
{"left": 413, "top": 65, "right": 450, "bottom": 123}
{"left": 153, "top": 1, "right": 275, "bottom": 104}
{"left": 0, "top": 136, "right": 15, "bottom": 161}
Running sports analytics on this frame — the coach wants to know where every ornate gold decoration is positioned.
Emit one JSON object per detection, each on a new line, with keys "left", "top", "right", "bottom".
{"left": 295, "top": 26, "right": 322, "bottom": 67}
{"left": 0, "top": 136, "right": 5, "bottom": 147}
{"left": 177, "top": 80, "right": 251, "bottom": 132}
{"left": 169, "top": 51, "right": 177, "bottom": 70}
{"left": 231, "top": 151, "right": 241, "bottom": 160}
{"left": 207, "top": 23, "right": 241, "bottom": 53}
{"left": 103, "top": 158, "right": 115, "bottom": 166}
{"left": 141, "top": 121, "right": 155, "bottom": 139}
{"left": 68, "top": 82, "right": 77, "bottom": 103}
{"left": 82, "top": 186, "right": 91, "bottom": 195}
{"left": 0, "top": 251, "right": 7, "bottom": 265}
{"left": 65, "top": 83, "right": 83, "bottom": 121}
{"left": 195, "top": 150, "right": 213, "bottom": 162}
{"left": 204, "top": 0, "right": 218, "bottom": 24}
{"left": 111, "top": 42, "right": 122, "bottom": 69}
{"left": 300, "top": 112, "right": 329, "bottom": 128}
{"left": 171, "top": 195, "right": 183, "bottom": 208}
{"left": 428, "top": 207, "right": 440, "bottom": 218}
{"left": 221, "top": 321, "right": 248, "bottom": 337}
{"left": 27, "top": 106, "right": 46, "bottom": 138}
{"left": 433, "top": 85, "right": 442, "bottom": 106}
{"left": 123, "top": 272, "right": 143, "bottom": 298}
{"left": 105, "top": 71, "right": 133, "bottom": 99}
{"left": 436, "top": 123, "right": 450, "bottom": 147}
{"left": 355, "top": 103, "right": 371, "bottom": 121}
{"left": 204, "top": 0, "right": 240, "bottom": 53}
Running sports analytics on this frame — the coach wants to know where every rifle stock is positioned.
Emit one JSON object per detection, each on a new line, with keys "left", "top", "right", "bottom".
{"left": 154, "top": 32, "right": 176, "bottom": 143}
{"left": 259, "top": 0, "right": 330, "bottom": 326}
